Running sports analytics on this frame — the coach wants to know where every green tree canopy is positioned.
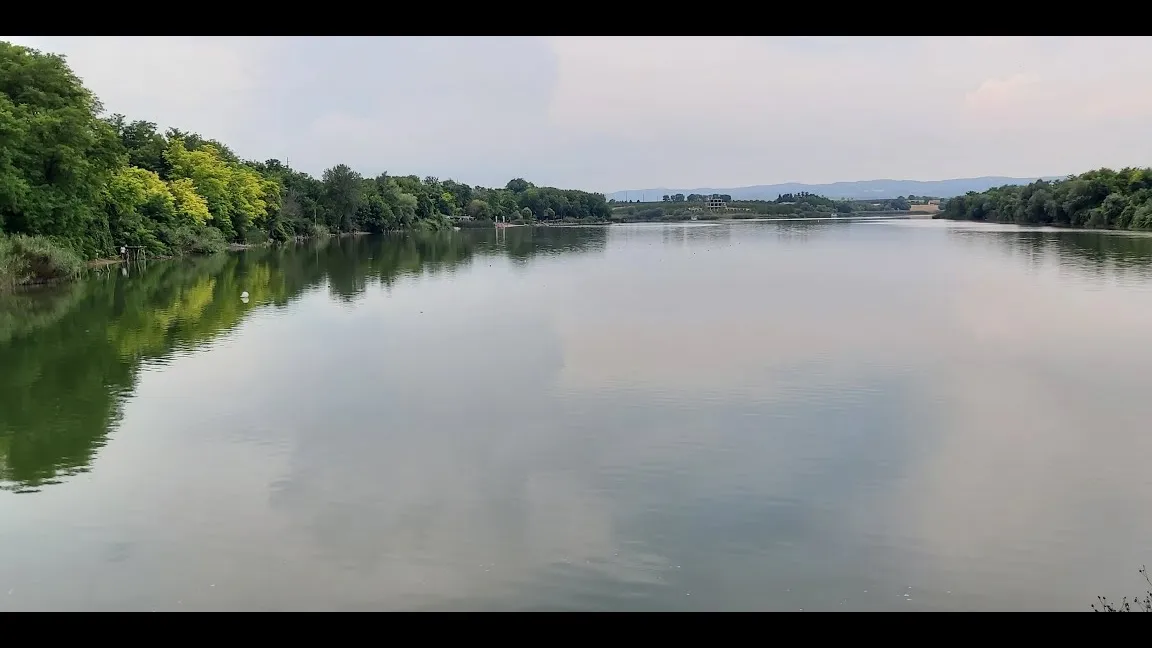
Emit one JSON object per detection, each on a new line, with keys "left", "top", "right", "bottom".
{"left": 0, "top": 39, "right": 616, "bottom": 262}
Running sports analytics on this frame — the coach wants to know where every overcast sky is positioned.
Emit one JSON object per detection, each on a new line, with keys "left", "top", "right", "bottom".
{"left": 5, "top": 36, "right": 1152, "bottom": 193}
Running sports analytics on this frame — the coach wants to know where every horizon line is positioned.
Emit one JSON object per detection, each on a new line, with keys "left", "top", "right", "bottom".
{"left": 604, "top": 174, "right": 1070, "bottom": 195}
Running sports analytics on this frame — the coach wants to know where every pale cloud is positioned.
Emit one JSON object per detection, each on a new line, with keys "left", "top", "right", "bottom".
{"left": 3, "top": 35, "right": 1151, "bottom": 192}
{"left": 3, "top": 36, "right": 277, "bottom": 148}
{"left": 965, "top": 73, "right": 1043, "bottom": 107}
{"left": 965, "top": 65, "right": 1152, "bottom": 130}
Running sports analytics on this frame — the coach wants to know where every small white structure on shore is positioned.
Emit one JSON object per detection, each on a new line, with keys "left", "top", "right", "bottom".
{"left": 706, "top": 195, "right": 727, "bottom": 210}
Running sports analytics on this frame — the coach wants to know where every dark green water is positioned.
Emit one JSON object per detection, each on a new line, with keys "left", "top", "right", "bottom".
{"left": 3, "top": 219, "right": 1152, "bottom": 611}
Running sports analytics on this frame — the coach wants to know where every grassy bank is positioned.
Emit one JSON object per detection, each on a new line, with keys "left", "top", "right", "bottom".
{"left": 0, "top": 235, "right": 88, "bottom": 290}
{"left": 0, "top": 231, "right": 261, "bottom": 290}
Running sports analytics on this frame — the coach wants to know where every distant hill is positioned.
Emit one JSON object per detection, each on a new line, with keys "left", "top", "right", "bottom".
{"left": 606, "top": 176, "right": 1066, "bottom": 202}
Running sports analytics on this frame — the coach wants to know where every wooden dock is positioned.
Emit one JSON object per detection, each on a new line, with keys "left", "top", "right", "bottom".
{"left": 121, "top": 246, "right": 147, "bottom": 263}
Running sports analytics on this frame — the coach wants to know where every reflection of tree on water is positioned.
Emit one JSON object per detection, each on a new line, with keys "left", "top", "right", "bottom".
{"left": 9, "top": 224, "right": 1140, "bottom": 494}
{"left": 0, "top": 228, "right": 616, "bottom": 493}
{"left": 0, "top": 232, "right": 494, "bottom": 493}
{"left": 0, "top": 257, "right": 259, "bottom": 492}
{"left": 472, "top": 226, "right": 609, "bottom": 264}
{"left": 951, "top": 229, "right": 1152, "bottom": 283}
{"left": 770, "top": 219, "right": 839, "bottom": 241}
{"left": 321, "top": 232, "right": 480, "bottom": 302}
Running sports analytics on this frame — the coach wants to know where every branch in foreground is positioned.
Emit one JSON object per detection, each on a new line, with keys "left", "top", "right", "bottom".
{"left": 1092, "top": 566, "right": 1152, "bottom": 612}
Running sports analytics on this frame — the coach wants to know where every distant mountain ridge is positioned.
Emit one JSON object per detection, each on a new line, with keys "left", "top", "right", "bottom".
{"left": 606, "top": 176, "right": 1065, "bottom": 202}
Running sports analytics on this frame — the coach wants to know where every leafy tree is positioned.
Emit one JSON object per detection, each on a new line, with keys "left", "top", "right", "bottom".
{"left": 941, "top": 168, "right": 1152, "bottom": 231}
{"left": 506, "top": 178, "right": 533, "bottom": 193}
{"left": 168, "top": 178, "right": 211, "bottom": 225}
{"left": 441, "top": 179, "right": 473, "bottom": 207}
{"left": 228, "top": 164, "right": 277, "bottom": 238}
{"left": 322, "top": 164, "right": 363, "bottom": 233}
{"left": 103, "top": 166, "right": 175, "bottom": 252}
{"left": 0, "top": 42, "right": 124, "bottom": 256}
{"left": 0, "top": 38, "right": 621, "bottom": 268}
{"left": 355, "top": 191, "right": 394, "bottom": 233}
{"left": 164, "top": 140, "right": 232, "bottom": 235}
{"left": 466, "top": 199, "right": 492, "bottom": 220}
{"left": 395, "top": 193, "right": 418, "bottom": 227}
{"left": 107, "top": 116, "right": 169, "bottom": 177}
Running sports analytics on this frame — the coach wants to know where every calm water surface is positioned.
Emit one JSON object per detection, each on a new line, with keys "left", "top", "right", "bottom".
{"left": 3, "top": 219, "right": 1152, "bottom": 611}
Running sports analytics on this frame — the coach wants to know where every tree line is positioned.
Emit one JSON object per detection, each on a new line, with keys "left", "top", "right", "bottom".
{"left": 641, "top": 191, "right": 914, "bottom": 211}
{"left": 654, "top": 193, "right": 735, "bottom": 203}
{"left": 938, "top": 168, "right": 1152, "bottom": 229}
{"left": 776, "top": 192, "right": 913, "bottom": 212}
{"left": 0, "top": 41, "right": 612, "bottom": 266}
{"left": 612, "top": 194, "right": 914, "bottom": 222}
{"left": 637, "top": 191, "right": 913, "bottom": 213}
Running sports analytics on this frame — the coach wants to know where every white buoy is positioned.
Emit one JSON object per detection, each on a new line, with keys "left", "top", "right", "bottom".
{"left": 240, "top": 291, "right": 249, "bottom": 299}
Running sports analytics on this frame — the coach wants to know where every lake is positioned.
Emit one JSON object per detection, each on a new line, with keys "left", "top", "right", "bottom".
{"left": 2, "top": 218, "right": 1152, "bottom": 611}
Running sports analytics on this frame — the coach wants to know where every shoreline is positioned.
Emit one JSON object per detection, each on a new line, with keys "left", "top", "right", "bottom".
{"left": 16, "top": 212, "right": 1115, "bottom": 292}
{"left": 84, "top": 241, "right": 264, "bottom": 270}
{"left": 12, "top": 228, "right": 439, "bottom": 291}
{"left": 930, "top": 215, "right": 1152, "bottom": 235}
{"left": 62, "top": 214, "right": 922, "bottom": 276}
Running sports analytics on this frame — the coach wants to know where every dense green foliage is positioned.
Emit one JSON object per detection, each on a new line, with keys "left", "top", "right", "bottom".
{"left": 939, "top": 168, "right": 1152, "bottom": 230}
{"left": 0, "top": 41, "right": 612, "bottom": 274}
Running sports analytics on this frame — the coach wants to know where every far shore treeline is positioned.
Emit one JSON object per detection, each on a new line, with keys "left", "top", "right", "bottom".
{"left": 608, "top": 191, "right": 916, "bottom": 222}
{"left": 0, "top": 41, "right": 611, "bottom": 287}
{"left": 935, "top": 168, "right": 1152, "bottom": 229}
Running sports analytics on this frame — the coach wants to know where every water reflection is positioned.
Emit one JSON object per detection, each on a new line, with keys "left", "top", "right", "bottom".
{"left": 0, "top": 227, "right": 607, "bottom": 493}
{"left": 2, "top": 221, "right": 1149, "bottom": 495}
{"left": 948, "top": 227, "right": 1152, "bottom": 286}
{"left": 3, "top": 220, "right": 1152, "bottom": 611}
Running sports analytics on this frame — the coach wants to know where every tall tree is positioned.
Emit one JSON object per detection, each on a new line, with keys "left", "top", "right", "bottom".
{"left": 322, "top": 164, "right": 363, "bottom": 232}
{"left": 0, "top": 42, "right": 124, "bottom": 255}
